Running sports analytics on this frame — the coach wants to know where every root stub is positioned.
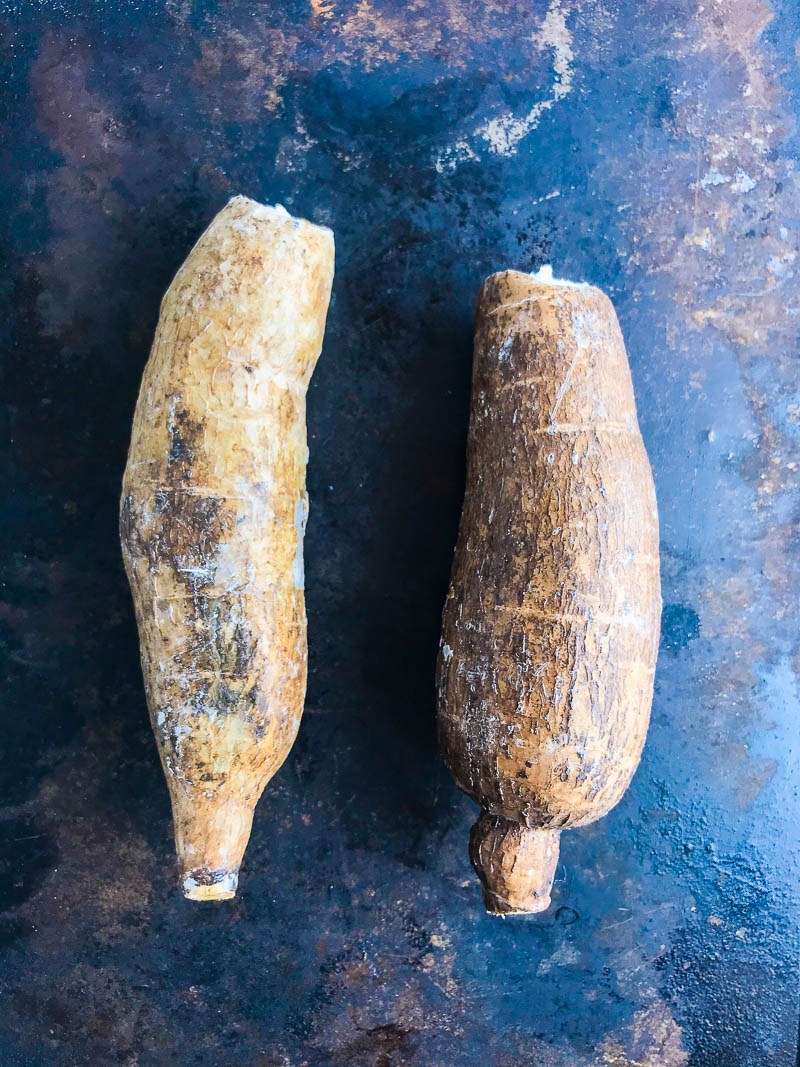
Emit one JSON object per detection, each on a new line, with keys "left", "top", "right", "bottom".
{"left": 171, "top": 791, "right": 255, "bottom": 901}
{"left": 469, "top": 812, "right": 560, "bottom": 916}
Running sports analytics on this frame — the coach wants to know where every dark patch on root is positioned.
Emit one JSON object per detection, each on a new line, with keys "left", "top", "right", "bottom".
{"left": 185, "top": 866, "right": 231, "bottom": 887}
{"left": 166, "top": 403, "right": 203, "bottom": 475}
{"left": 121, "top": 488, "right": 230, "bottom": 587}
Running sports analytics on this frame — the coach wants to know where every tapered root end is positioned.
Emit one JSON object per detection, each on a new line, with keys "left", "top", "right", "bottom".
{"left": 181, "top": 868, "right": 239, "bottom": 901}
{"left": 171, "top": 793, "right": 255, "bottom": 902}
{"left": 469, "top": 812, "right": 560, "bottom": 916}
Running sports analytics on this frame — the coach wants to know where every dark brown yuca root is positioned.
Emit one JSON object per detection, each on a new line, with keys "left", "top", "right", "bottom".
{"left": 437, "top": 267, "right": 661, "bottom": 916}
{"left": 470, "top": 813, "right": 559, "bottom": 915}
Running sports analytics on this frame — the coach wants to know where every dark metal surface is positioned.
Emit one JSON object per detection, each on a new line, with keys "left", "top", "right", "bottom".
{"left": 1, "top": 2, "right": 799, "bottom": 1064}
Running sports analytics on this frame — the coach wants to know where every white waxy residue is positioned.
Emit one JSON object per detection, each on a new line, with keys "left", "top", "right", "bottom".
{"left": 434, "top": 138, "right": 479, "bottom": 174}
{"left": 498, "top": 335, "right": 514, "bottom": 361}
{"left": 530, "top": 264, "right": 587, "bottom": 288}
{"left": 292, "top": 493, "right": 309, "bottom": 589}
{"left": 731, "top": 169, "right": 757, "bottom": 193}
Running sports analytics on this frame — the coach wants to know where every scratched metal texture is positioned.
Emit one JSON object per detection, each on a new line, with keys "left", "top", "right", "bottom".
{"left": 1, "top": 1, "right": 799, "bottom": 1064}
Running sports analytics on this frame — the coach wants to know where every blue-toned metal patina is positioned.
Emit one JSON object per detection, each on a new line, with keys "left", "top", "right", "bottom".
{"left": 0, "top": 1, "right": 798, "bottom": 1063}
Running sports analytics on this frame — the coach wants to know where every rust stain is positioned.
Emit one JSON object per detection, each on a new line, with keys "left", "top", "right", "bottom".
{"left": 311, "top": 0, "right": 336, "bottom": 20}
{"left": 337, "top": 0, "right": 414, "bottom": 71}
{"left": 192, "top": 0, "right": 569, "bottom": 115}
{"left": 613, "top": 0, "right": 800, "bottom": 482}
{"left": 594, "top": 1002, "right": 689, "bottom": 1066}
{"left": 600, "top": 0, "right": 799, "bottom": 807}
{"left": 192, "top": 26, "right": 300, "bottom": 115}
{"left": 30, "top": 34, "right": 127, "bottom": 175}
{"left": 634, "top": 0, "right": 799, "bottom": 393}
{"left": 12, "top": 720, "right": 157, "bottom": 948}
{"left": 29, "top": 34, "right": 130, "bottom": 339}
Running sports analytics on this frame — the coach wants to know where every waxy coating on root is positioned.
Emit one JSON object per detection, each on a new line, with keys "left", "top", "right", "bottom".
{"left": 121, "top": 196, "right": 334, "bottom": 900}
{"left": 437, "top": 267, "right": 661, "bottom": 915}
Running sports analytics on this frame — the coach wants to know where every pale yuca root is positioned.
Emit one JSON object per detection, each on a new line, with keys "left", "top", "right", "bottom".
{"left": 438, "top": 268, "right": 661, "bottom": 916}
{"left": 121, "top": 196, "right": 334, "bottom": 899}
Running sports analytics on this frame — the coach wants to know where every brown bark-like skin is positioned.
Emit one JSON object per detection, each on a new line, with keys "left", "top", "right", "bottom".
{"left": 437, "top": 269, "right": 661, "bottom": 915}
{"left": 120, "top": 196, "right": 334, "bottom": 900}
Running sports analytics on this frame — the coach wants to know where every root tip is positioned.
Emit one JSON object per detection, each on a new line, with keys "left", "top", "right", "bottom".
{"left": 469, "top": 812, "right": 560, "bottom": 917}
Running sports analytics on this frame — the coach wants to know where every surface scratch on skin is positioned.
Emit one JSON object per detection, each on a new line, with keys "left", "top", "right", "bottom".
{"left": 549, "top": 346, "right": 581, "bottom": 424}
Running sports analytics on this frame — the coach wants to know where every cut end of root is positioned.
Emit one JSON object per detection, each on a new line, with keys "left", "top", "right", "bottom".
{"left": 223, "top": 194, "right": 334, "bottom": 237}
{"left": 469, "top": 812, "right": 560, "bottom": 916}
{"left": 182, "top": 868, "right": 239, "bottom": 902}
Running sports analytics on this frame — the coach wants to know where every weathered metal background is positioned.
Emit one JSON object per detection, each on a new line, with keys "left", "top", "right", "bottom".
{"left": 1, "top": 1, "right": 799, "bottom": 1064}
